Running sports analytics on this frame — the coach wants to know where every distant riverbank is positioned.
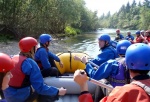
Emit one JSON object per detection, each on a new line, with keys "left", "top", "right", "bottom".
{"left": 0, "top": 39, "right": 68, "bottom": 55}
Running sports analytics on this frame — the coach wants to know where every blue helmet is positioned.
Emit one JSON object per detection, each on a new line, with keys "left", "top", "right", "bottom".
{"left": 39, "top": 34, "right": 52, "bottom": 44}
{"left": 135, "top": 30, "right": 140, "bottom": 35}
{"left": 116, "top": 40, "right": 131, "bottom": 55}
{"left": 98, "top": 34, "right": 110, "bottom": 43}
{"left": 125, "top": 43, "right": 150, "bottom": 70}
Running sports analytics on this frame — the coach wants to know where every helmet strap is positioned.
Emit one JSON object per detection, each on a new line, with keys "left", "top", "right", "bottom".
{"left": 100, "top": 41, "right": 109, "bottom": 50}
{"left": 43, "top": 41, "right": 50, "bottom": 48}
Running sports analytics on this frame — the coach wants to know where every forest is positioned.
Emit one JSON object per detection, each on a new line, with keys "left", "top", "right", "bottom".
{"left": 99, "top": 0, "right": 150, "bottom": 30}
{"left": 1, "top": 0, "right": 150, "bottom": 40}
{"left": 0, "top": 0, "right": 100, "bottom": 39}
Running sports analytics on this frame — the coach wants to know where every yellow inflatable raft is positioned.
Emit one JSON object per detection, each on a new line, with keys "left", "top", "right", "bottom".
{"left": 54, "top": 52, "right": 89, "bottom": 74}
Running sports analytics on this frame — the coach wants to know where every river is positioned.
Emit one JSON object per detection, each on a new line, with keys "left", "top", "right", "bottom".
{"left": 62, "top": 28, "right": 136, "bottom": 58}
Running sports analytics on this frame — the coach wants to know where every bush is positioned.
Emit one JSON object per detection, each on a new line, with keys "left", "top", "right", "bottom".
{"left": 64, "top": 26, "right": 77, "bottom": 36}
{"left": 0, "top": 34, "right": 15, "bottom": 44}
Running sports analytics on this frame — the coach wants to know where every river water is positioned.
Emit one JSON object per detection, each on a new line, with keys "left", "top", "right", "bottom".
{"left": 63, "top": 28, "right": 136, "bottom": 58}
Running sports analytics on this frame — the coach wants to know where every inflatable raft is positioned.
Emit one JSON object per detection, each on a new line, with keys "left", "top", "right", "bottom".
{"left": 55, "top": 52, "right": 89, "bottom": 74}
{"left": 44, "top": 52, "right": 96, "bottom": 101}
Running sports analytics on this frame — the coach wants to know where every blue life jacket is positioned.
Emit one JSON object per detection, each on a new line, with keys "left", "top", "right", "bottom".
{"left": 108, "top": 58, "right": 130, "bottom": 87}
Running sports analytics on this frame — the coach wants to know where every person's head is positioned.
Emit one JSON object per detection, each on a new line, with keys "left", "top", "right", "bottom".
{"left": 125, "top": 43, "right": 150, "bottom": 76}
{"left": 116, "top": 40, "right": 131, "bottom": 56}
{"left": 39, "top": 34, "right": 52, "bottom": 47}
{"left": 135, "top": 30, "right": 141, "bottom": 37}
{"left": 140, "top": 30, "right": 145, "bottom": 36}
{"left": 0, "top": 53, "right": 14, "bottom": 91}
{"left": 116, "top": 29, "right": 120, "bottom": 35}
{"left": 0, "top": 53, "right": 14, "bottom": 73}
{"left": 98, "top": 34, "right": 110, "bottom": 49}
{"left": 19, "top": 37, "right": 38, "bottom": 58}
{"left": 127, "top": 31, "right": 131, "bottom": 36}
{"left": 145, "top": 30, "right": 150, "bottom": 37}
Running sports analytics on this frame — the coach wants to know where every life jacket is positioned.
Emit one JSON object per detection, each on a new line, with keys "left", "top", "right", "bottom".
{"left": 9, "top": 55, "right": 30, "bottom": 88}
{"left": 136, "top": 36, "right": 143, "bottom": 43}
{"left": 145, "top": 36, "right": 150, "bottom": 43}
{"left": 108, "top": 58, "right": 130, "bottom": 87}
{"left": 131, "top": 81, "right": 150, "bottom": 96}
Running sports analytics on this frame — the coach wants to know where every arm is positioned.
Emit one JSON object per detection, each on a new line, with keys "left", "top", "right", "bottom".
{"left": 73, "top": 70, "right": 94, "bottom": 102}
{"left": 79, "top": 91, "right": 93, "bottom": 102}
{"left": 22, "top": 58, "right": 59, "bottom": 96}
{"left": 38, "top": 48, "right": 51, "bottom": 69}
{"left": 121, "top": 34, "right": 124, "bottom": 39}
{"left": 131, "top": 36, "right": 134, "bottom": 40}
{"left": 48, "top": 51, "right": 63, "bottom": 68}
{"left": 48, "top": 51, "right": 60, "bottom": 62}
{"left": 85, "top": 60, "right": 119, "bottom": 80}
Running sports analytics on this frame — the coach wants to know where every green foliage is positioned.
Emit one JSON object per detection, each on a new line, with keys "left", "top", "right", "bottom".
{"left": 65, "top": 26, "right": 77, "bottom": 36}
{"left": 0, "top": 0, "right": 100, "bottom": 38}
{"left": 98, "top": 0, "right": 150, "bottom": 30}
{"left": 0, "top": 34, "right": 15, "bottom": 44}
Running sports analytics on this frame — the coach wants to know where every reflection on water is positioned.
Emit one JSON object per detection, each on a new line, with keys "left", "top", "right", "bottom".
{"left": 64, "top": 28, "right": 136, "bottom": 58}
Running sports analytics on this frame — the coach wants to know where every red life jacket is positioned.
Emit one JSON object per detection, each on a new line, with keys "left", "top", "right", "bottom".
{"left": 136, "top": 36, "right": 143, "bottom": 43}
{"left": 9, "top": 55, "right": 30, "bottom": 88}
{"left": 145, "top": 36, "right": 150, "bottom": 43}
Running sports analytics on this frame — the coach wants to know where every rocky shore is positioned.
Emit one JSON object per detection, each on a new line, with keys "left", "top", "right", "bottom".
{"left": 0, "top": 40, "right": 69, "bottom": 55}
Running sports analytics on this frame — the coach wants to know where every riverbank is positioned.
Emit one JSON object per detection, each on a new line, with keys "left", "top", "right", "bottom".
{"left": 0, "top": 39, "right": 69, "bottom": 55}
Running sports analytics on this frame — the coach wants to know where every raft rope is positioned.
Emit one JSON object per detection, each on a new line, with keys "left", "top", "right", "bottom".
{"left": 68, "top": 51, "right": 72, "bottom": 70}
{"left": 58, "top": 75, "right": 113, "bottom": 91}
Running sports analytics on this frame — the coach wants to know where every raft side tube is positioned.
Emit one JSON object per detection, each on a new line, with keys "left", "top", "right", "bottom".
{"left": 55, "top": 53, "right": 89, "bottom": 74}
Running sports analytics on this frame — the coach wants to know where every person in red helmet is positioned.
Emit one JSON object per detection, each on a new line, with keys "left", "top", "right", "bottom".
{"left": 115, "top": 29, "right": 124, "bottom": 41}
{"left": 3, "top": 37, "right": 66, "bottom": 102}
{"left": 74, "top": 43, "right": 150, "bottom": 102}
{"left": 0, "top": 53, "right": 14, "bottom": 102}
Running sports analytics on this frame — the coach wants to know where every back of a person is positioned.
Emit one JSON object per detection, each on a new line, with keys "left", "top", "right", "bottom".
{"left": 34, "top": 47, "right": 48, "bottom": 68}
{"left": 109, "top": 58, "right": 130, "bottom": 87}
{"left": 135, "top": 36, "right": 144, "bottom": 43}
{"left": 105, "top": 81, "right": 150, "bottom": 102}
{"left": 145, "top": 36, "right": 150, "bottom": 43}
{"left": 101, "top": 46, "right": 117, "bottom": 58}
{"left": 93, "top": 45, "right": 118, "bottom": 66}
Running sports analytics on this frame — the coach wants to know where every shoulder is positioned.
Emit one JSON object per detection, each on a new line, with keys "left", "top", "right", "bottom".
{"left": 113, "top": 84, "right": 147, "bottom": 94}
{"left": 23, "top": 58, "right": 37, "bottom": 66}
{"left": 37, "top": 47, "right": 47, "bottom": 52}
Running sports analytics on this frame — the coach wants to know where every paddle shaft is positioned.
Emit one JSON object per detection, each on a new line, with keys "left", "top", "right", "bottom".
{"left": 88, "top": 77, "right": 113, "bottom": 91}
{"left": 88, "top": 61, "right": 99, "bottom": 68}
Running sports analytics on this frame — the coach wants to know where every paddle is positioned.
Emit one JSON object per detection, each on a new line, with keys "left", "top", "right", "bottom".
{"left": 85, "top": 74, "right": 113, "bottom": 91}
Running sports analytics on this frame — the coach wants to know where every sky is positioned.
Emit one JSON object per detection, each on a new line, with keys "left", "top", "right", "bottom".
{"left": 84, "top": 0, "right": 145, "bottom": 16}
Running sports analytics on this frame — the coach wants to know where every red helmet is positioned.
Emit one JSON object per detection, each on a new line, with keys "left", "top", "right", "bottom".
{"left": 0, "top": 53, "right": 14, "bottom": 72}
{"left": 116, "top": 29, "right": 120, "bottom": 32}
{"left": 19, "top": 37, "right": 38, "bottom": 53}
